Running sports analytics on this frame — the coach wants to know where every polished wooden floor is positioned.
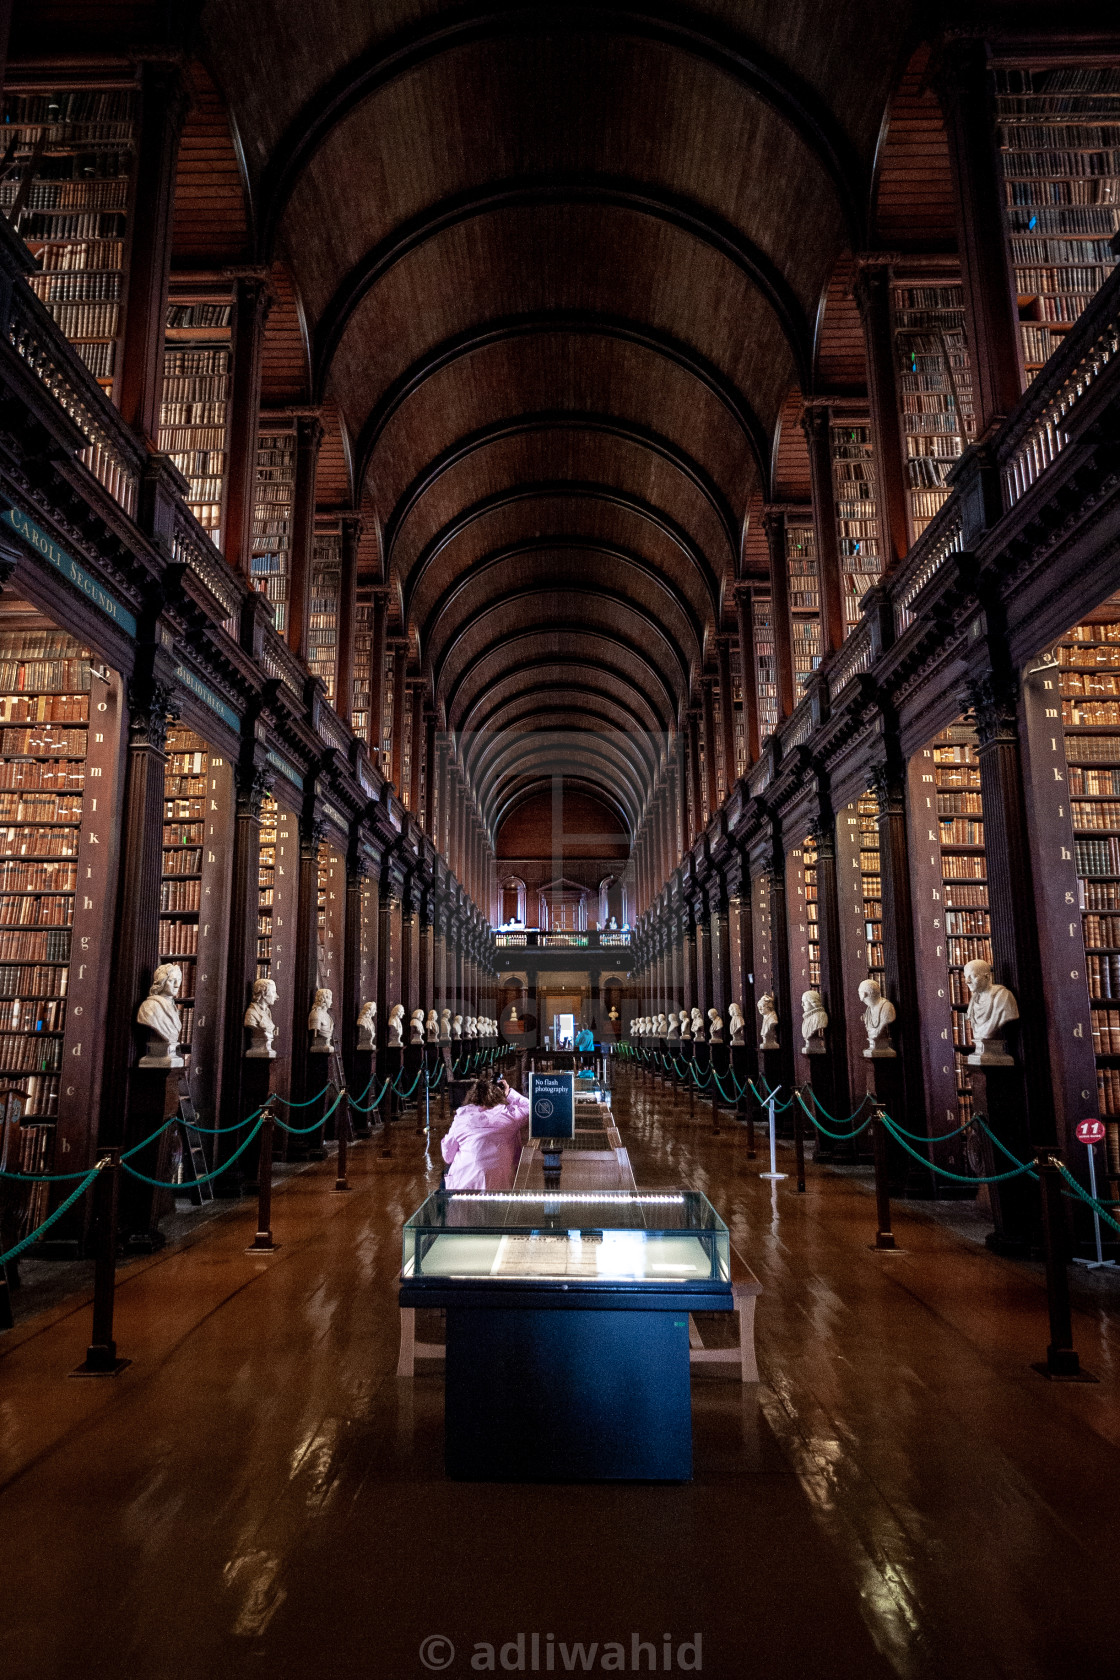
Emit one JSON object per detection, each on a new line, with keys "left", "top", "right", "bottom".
{"left": 1, "top": 1069, "right": 1118, "bottom": 1680}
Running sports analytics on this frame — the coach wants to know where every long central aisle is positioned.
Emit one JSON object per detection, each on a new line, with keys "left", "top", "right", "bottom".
{"left": 1, "top": 1071, "right": 1118, "bottom": 1680}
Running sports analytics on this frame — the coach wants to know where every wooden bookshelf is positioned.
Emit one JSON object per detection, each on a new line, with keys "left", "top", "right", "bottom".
{"left": 308, "top": 528, "right": 341, "bottom": 702}
{"left": 157, "top": 294, "right": 233, "bottom": 539}
{"left": 830, "top": 422, "right": 883, "bottom": 634}
{"left": 160, "top": 728, "right": 209, "bottom": 1059}
{"left": 930, "top": 725, "right": 990, "bottom": 1126}
{"left": 890, "top": 280, "right": 977, "bottom": 542}
{"left": 250, "top": 424, "right": 296, "bottom": 636}
{"left": 351, "top": 598, "right": 371, "bottom": 739}
{"left": 0, "top": 624, "right": 90, "bottom": 1234}
{"left": 994, "top": 65, "right": 1120, "bottom": 383}
{"left": 2, "top": 86, "right": 137, "bottom": 395}
{"left": 1056, "top": 616, "right": 1120, "bottom": 1127}
{"left": 802, "top": 833, "right": 820, "bottom": 990}
{"left": 785, "top": 517, "right": 821, "bottom": 696}
{"left": 257, "top": 792, "right": 277, "bottom": 984}
{"left": 752, "top": 592, "right": 778, "bottom": 743}
{"left": 857, "top": 794, "right": 885, "bottom": 983}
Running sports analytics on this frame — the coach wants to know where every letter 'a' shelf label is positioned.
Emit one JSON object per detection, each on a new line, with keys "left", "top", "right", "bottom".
{"left": 3, "top": 507, "right": 137, "bottom": 637}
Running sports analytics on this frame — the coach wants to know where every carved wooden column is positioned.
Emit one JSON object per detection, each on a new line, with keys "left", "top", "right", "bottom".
{"left": 367, "top": 587, "right": 389, "bottom": 762}
{"left": 217, "top": 750, "right": 273, "bottom": 1179}
{"left": 118, "top": 60, "right": 190, "bottom": 444}
{"left": 734, "top": 585, "right": 761, "bottom": 763}
{"left": 767, "top": 846, "right": 797, "bottom": 1100}
{"left": 342, "top": 843, "right": 366, "bottom": 1082}
{"left": 808, "top": 809, "right": 852, "bottom": 1144}
{"left": 966, "top": 669, "right": 1052, "bottom": 1251}
{"left": 700, "top": 675, "right": 718, "bottom": 817}
{"left": 389, "top": 642, "right": 409, "bottom": 794}
{"left": 286, "top": 810, "right": 323, "bottom": 1154}
{"left": 335, "top": 513, "right": 362, "bottom": 727}
{"left": 225, "top": 274, "right": 272, "bottom": 580}
{"left": 761, "top": 510, "right": 796, "bottom": 720}
{"left": 869, "top": 757, "right": 925, "bottom": 1154}
{"left": 716, "top": 635, "right": 737, "bottom": 795}
{"left": 409, "top": 683, "right": 425, "bottom": 813}
{"left": 288, "top": 414, "right": 324, "bottom": 661}
{"left": 101, "top": 666, "right": 176, "bottom": 1244}
{"left": 937, "top": 39, "right": 1022, "bottom": 432}
{"left": 424, "top": 707, "right": 438, "bottom": 834}
{"left": 802, "top": 404, "right": 845, "bottom": 655}
{"left": 687, "top": 706, "right": 703, "bottom": 843}
{"left": 853, "top": 260, "right": 910, "bottom": 570}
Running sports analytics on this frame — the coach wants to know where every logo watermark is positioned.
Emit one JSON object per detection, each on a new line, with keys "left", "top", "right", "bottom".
{"left": 420, "top": 1633, "right": 703, "bottom": 1672}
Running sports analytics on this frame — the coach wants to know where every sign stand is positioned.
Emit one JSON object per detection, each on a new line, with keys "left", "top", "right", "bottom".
{"left": 1072, "top": 1119, "right": 1116, "bottom": 1270}
{"left": 759, "top": 1091, "right": 787, "bottom": 1181}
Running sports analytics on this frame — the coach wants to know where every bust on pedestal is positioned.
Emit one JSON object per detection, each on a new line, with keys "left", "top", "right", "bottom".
{"left": 356, "top": 1000, "right": 376, "bottom": 1051}
{"left": 308, "top": 988, "right": 334, "bottom": 1054}
{"left": 452, "top": 1014, "right": 463, "bottom": 1041}
{"left": 409, "top": 1008, "right": 426, "bottom": 1045}
{"left": 439, "top": 1008, "right": 452, "bottom": 1043}
{"left": 965, "top": 960, "right": 1019, "bottom": 1065}
{"left": 801, "top": 989, "right": 828, "bottom": 1056}
{"left": 426, "top": 1009, "right": 440, "bottom": 1042}
{"left": 728, "top": 1003, "right": 745, "bottom": 1046}
{"left": 690, "top": 1006, "right": 706, "bottom": 1044}
{"left": 137, "top": 965, "right": 184, "bottom": 1067}
{"left": 679, "top": 1009, "right": 691, "bottom": 1042}
{"left": 707, "top": 1007, "right": 723, "bottom": 1044}
{"left": 859, "top": 979, "right": 896, "bottom": 1058}
{"left": 757, "top": 992, "right": 779, "bottom": 1050}
{"left": 386, "top": 1004, "right": 405, "bottom": 1047}
{"left": 245, "top": 977, "right": 279, "bottom": 1058}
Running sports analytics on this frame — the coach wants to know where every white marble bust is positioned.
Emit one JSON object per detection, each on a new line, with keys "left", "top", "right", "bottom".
{"left": 728, "top": 1002, "right": 745, "bottom": 1046}
{"left": 386, "top": 1003, "right": 405, "bottom": 1047}
{"left": 452, "top": 1014, "right": 463, "bottom": 1040}
{"left": 707, "top": 1006, "right": 723, "bottom": 1044}
{"left": 308, "top": 987, "right": 334, "bottom": 1053}
{"left": 245, "top": 977, "right": 278, "bottom": 1059}
{"left": 439, "top": 1007, "right": 452, "bottom": 1042}
{"left": 801, "top": 988, "right": 828, "bottom": 1055}
{"left": 690, "top": 1006, "right": 706, "bottom": 1043}
{"left": 655, "top": 1012, "right": 667, "bottom": 1037}
{"left": 679, "top": 1009, "right": 691, "bottom": 1042}
{"left": 426, "top": 1009, "right": 440, "bottom": 1042}
{"left": 356, "top": 999, "right": 376, "bottom": 1051}
{"left": 667, "top": 1011, "right": 680, "bottom": 1041}
{"left": 965, "top": 960, "right": 1019, "bottom": 1065}
{"left": 757, "top": 992, "right": 779, "bottom": 1050}
{"left": 409, "top": 1008, "right": 425, "bottom": 1045}
{"left": 138, "top": 963, "right": 184, "bottom": 1067}
{"left": 859, "top": 978, "right": 896, "bottom": 1057}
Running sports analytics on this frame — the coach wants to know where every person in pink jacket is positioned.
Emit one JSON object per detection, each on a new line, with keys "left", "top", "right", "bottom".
{"left": 441, "top": 1075, "right": 530, "bottom": 1191}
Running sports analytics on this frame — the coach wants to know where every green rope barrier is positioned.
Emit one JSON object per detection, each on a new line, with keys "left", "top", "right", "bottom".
{"left": 391, "top": 1068, "right": 424, "bottom": 1099}
{"left": 747, "top": 1078, "right": 793, "bottom": 1112}
{"left": 272, "top": 1082, "right": 332, "bottom": 1109}
{"left": 121, "top": 1117, "right": 264, "bottom": 1188}
{"left": 879, "top": 1115, "right": 1036, "bottom": 1184}
{"left": 1056, "top": 1161, "right": 1120, "bottom": 1237}
{"left": 0, "top": 1164, "right": 103, "bottom": 1266}
{"left": 274, "top": 1089, "right": 346, "bottom": 1134}
{"left": 795, "top": 1091, "right": 873, "bottom": 1140}
{"left": 798, "top": 1090, "right": 876, "bottom": 1129}
{"left": 347, "top": 1079, "right": 391, "bottom": 1115}
{"left": 0, "top": 1162, "right": 103, "bottom": 1182}
{"left": 712, "top": 1070, "right": 742, "bottom": 1104}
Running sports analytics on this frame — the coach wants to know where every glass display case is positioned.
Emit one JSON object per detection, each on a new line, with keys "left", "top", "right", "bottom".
{"left": 401, "top": 1190, "right": 729, "bottom": 1289}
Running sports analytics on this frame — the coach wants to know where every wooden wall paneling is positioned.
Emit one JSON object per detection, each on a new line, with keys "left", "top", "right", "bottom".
{"left": 812, "top": 812, "right": 852, "bottom": 1127}
{"left": 871, "top": 755, "right": 925, "bottom": 1150}
{"left": 56, "top": 667, "right": 126, "bottom": 1199}
{"left": 785, "top": 835, "right": 815, "bottom": 1092}
{"left": 906, "top": 746, "right": 965, "bottom": 1158}
{"left": 1019, "top": 662, "right": 1101, "bottom": 1164}
{"left": 267, "top": 792, "right": 300, "bottom": 1103}
{"left": 188, "top": 737, "right": 234, "bottom": 1128}
{"left": 288, "top": 414, "right": 324, "bottom": 660}
{"left": 217, "top": 752, "right": 271, "bottom": 1176}
{"left": 835, "top": 797, "right": 880, "bottom": 1121}
{"left": 118, "top": 61, "right": 189, "bottom": 446}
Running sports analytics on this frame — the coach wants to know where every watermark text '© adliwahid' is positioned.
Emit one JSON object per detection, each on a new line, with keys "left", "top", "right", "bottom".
{"left": 419, "top": 1632, "right": 705, "bottom": 1671}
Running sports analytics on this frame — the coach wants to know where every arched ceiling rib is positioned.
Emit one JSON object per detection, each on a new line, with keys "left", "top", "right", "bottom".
{"left": 197, "top": 0, "right": 917, "bottom": 840}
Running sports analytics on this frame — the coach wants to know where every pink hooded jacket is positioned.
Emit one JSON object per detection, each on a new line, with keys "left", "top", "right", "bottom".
{"left": 441, "top": 1088, "right": 530, "bottom": 1191}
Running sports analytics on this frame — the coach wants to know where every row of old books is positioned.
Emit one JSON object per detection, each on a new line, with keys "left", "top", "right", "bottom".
{"left": 0, "top": 895, "right": 73, "bottom": 928}
{"left": 0, "top": 964, "right": 68, "bottom": 999}
{"left": 158, "top": 918, "right": 199, "bottom": 955}
{"left": 1087, "top": 953, "right": 1120, "bottom": 998}
{"left": 1072, "top": 801, "right": 1120, "bottom": 832}
{"left": 0, "top": 998, "right": 66, "bottom": 1032}
{"left": 0, "top": 762, "right": 84, "bottom": 791}
{"left": 0, "top": 826, "right": 79, "bottom": 858}
{"left": 1076, "top": 837, "right": 1120, "bottom": 877}
{"left": 0, "top": 860, "right": 77, "bottom": 893}
{"left": 160, "top": 878, "right": 201, "bottom": 913}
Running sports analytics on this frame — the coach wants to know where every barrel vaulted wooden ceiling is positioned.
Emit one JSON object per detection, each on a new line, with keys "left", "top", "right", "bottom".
{"left": 16, "top": 0, "right": 992, "bottom": 842}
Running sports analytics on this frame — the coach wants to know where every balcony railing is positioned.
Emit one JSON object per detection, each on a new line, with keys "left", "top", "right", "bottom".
{"left": 172, "top": 501, "right": 243, "bottom": 637}
{"left": 493, "top": 930, "right": 631, "bottom": 949}
{"left": 260, "top": 629, "right": 306, "bottom": 700}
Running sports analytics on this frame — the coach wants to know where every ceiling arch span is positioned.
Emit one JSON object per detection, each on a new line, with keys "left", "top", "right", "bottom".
{"left": 384, "top": 412, "right": 740, "bottom": 573}
{"left": 419, "top": 544, "right": 707, "bottom": 676}
{"left": 468, "top": 715, "right": 656, "bottom": 807}
{"left": 312, "top": 174, "right": 813, "bottom": 396}
{"left": 486, "top": 750, "right": 644, "bottom": 835}
{"left": 352, "top": 313, "right": 771, "bottom": 489}
{"left": 457, "top": 660, "right": 668, "bottom": 740}
{"left": 403, "top": 481, "right": 722, "bottom": 623}
{"left": 463, "top": 685, "right": 662, "bottom": 758}
{"left": 438, "top": 595, "right": 689, "bottom": 717}
{"left": 256, "top": 4, "right": 867, "bottom": 258}
{"left": 445, "top": 632, "right": 678, "bottom": 734}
